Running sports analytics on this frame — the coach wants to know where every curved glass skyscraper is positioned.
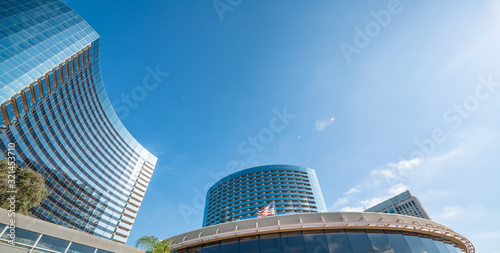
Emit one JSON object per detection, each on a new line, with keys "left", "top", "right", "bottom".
{"left": 203, "top": 165, "right": 327, "bottom": 227}
{"left": 0, "top": 0, "right": 156, "bottom": 243}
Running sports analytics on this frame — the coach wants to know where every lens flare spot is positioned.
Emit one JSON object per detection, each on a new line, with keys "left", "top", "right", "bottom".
{"left": 315, "top": 117, "right": 335, "bottom": 131}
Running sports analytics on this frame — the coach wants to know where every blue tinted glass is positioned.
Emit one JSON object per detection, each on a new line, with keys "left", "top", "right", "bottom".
{"left": 239, "top": 236, "right": 259, "bottom": 253}
{"left": 0, "top": 228, "right": 39, "bottom": 246}
{"left": 303, "top": 231, "right": 329, "bottom": 253}
{"left": 404, "top": 235, "right": 427, "bottom": 253}
{"left": 41, "top": 78, "right": 48, "bottom": 97}
{"left": 403, "top": 191, "right": 411, "bottom": 199}
{"left": 32, "top": 83, "right": 40, "bottom": 103}
{"left": 188, "top": 246, "right": 202, "bottom": 253}
{"left": 220, "top": 238, "right": 238, "bottom": 253}
{"left": 24, "top": 89, "right": 34, "bottom": 109}
{"left": 324, "top": 230, "right": 353, "bottom": 253}
{"left": 433, "top": 241, "right": 451, "bottom": 253}
{"left": 0, "top": 109, "right": 5, "bottom": 128}
{"left": 96, "top": 250, "right": 113, "bottom": 253}
{"left": 386, "top": 233, "right": 412, "bottom": 253}
{"left": 445, "top": 243, "right": 460, "bottom": 253}
{"left": 0, "top": 0, "right": 155, "bottom": 242}
{"left": 346, "top": 232, "right": 375, "bottom": 253}
{"left": 259, "top": 233, "right": 281, "bottom": 253}
{"left": 420, "top": 238, "right": 440, "bottom": 253}
{"left": 202, "top": 242, "right": 220, "bottom": 253}
{"left": 281, "top": 232, "right": 305, "bottom": 253}
{"left": 36, "top": 234, "right": 70, "bottom": 252}
{"left": 15, "top": 95, "right": 25, "bottom": 117}
{"left": 67, "top": 242, "right": 95, "bottom": 253}
{"left": 6, "top": 102, "right": 16, "bottom": 123}
{"left": 367, "top": 232, "right": 395, "bottom": 253}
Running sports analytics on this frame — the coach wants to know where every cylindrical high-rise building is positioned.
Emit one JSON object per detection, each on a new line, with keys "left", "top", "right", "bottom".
{"left": 203, "top": 165, "right": 327, "bottom": 227}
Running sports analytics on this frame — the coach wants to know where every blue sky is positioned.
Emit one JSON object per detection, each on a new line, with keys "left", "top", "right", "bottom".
{"left": 68, "top": 1, "right": 500, "bottom": 252}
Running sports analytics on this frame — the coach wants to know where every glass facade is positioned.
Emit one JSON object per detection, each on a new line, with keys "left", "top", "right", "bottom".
{"left": 364, "top": 190, "right": 431, "bottom": 220}
{"left": 0, "top": 0, "right": 157, "bottom": 243}
{"left": 172, "top": 230, "right": 464, "bottom": 253}
{"left": 203, "top": 165, "right": 327, "bottom": 227}
{"left": 0, "top": 223, "right": 112, "bottom": 252}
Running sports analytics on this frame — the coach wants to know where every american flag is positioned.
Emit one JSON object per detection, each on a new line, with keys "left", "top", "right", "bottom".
{"left": 257, "top": 201, "right": 276, "bottom": 217}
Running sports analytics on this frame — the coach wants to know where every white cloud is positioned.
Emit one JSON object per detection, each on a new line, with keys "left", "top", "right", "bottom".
{"left": 340, "top": 206, "right": 364, "bottom": 212}
{"left": 344, "top": 185, "right": 361, "bottom": 195}
{"left": 371, "top": 158, "right": 423, "bottom": 182}
{"left": 329, "top": 197, "right": 350, "bottom": 211}
{"left": 360, "top": 197, "right": 386, "bottom": 209}
{"left": 334, "top": 197, "right": 349, "bottom": 206}
{"left": 371, "top": 168, "right": 395, "bottom": 180}
{"left": 388, "top": 158, "right": 423, "bottom": 176}
{"left": 387, "top": 183, "right": 408, "bottom": 195}
{"left": 437, "top": 206, "right": 463, "bottom": 219}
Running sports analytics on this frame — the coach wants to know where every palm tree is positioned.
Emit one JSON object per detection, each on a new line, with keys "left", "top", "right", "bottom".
{"left": 136, "top": 235, "right": 172, "bottom": 253}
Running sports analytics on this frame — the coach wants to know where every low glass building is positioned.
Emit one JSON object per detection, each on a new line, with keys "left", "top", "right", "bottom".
{"left": 170, "top": 212, "right": 474, "bottom": 253}
{"left": 0, "top": 0, "right": 156, "bottom": 243}
{"left": 203, "top": 165, "right": 327, "bottom": 227}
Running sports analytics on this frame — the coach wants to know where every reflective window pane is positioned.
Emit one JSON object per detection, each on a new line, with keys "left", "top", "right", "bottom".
{"left": 386, "top": 233, "right": 412, "bottom": 253}
{"left": 202, "top": 241, "right": 220, "bottom": 253}
{"left": 303, "top": 231, "right": 329, "bottom": 253}
{"left": 346, "top": 232, "right": 375, "bottom": 253}
{"left": 259, "top": 233, "right": 281, "bottom": 253}
{"left": 433, "top": 241, "right": 451, "bottom": 253}
{"left": 281, "top": 232, "right": 305, "bottom": 253}
{"left": 36, "top": 234, "right": 70, "bottom": 252}
{"left": 239, "top": 236, "right": 259, "bottom": 253}
{"left": 96, "top": 250, "right": 113, "bottom": 253}
{"left": 0, "top": 228, "right": 39, "bottom": 246}
{"left": 367, "top": 232, "right": 395, "bottom": 253}
{"left": 420, "top": 237, "right": 440, "bottom": 253}
{"left": 0, "top": 224, "right": 6, "bottom": 235}
{"left": 67, "top": 242, "right": 96, "bottom": 253}
{"left": 324, "top": 230, "right": 353, "bottom": 253}
{"left": 188, "top": 246, "right": 201, "bottom": 253}
{"left": 404, "top": 234, "right": 427, "bottom": 253}
{"left": 220, "top": 238, "right": 238, "bottom": 253}
{"left": 445, "top": 243, "right": 460, "bottom": 253}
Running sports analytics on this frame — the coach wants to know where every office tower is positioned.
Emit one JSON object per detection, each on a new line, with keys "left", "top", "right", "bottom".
{"left": 203, "top": 165, "right": 327, "bottom": 227}
{"left": 169, "top": 212, "right": 473, "bottom": 253}
{"left": 0, "top": 0, "right": 156, "bottom": 243}
{"left": 364, "top": 190, "right": 431, "bottom": 219}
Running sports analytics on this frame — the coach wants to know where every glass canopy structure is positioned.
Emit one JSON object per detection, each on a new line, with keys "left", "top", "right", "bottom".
{"left": 171, "top": 212, "right": 474, "bottom": 253}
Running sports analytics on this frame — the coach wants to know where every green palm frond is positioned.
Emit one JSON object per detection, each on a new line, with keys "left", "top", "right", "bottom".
{"left": 136, "top": 236, "right": 172, "bottom": 253}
